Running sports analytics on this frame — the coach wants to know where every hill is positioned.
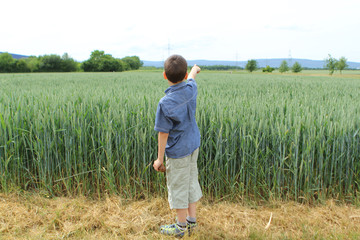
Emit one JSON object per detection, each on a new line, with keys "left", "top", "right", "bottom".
{"left": 143, "top": 58, "right": 360, "bottom": 69}
{"left": 0, "top": 52, "right": 29, "bottom": 59}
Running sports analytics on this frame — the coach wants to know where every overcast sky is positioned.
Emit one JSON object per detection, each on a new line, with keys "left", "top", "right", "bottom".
{"left": 1, "top": 0, "right": 360, "bottom": 62}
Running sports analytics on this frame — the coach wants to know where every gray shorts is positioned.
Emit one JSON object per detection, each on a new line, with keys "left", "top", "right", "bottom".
{"left": 166, "top": 148, "right": 203, "bottom": 209}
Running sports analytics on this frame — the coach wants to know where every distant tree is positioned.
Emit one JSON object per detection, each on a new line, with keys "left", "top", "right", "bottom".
{"left": 279, "top": 60, "right": 289, "bottom": 73}
{"left": 122, "top": 61, "right": 131, "bottom": 71}
{"left": 117, "top": 59, "right": 127, "bottom": 72}
{"left": 101, "top": 55, "right": 122, "bottom": 72}
{"left": 82, "top": 50, "right": 106, "bottom": 72}
{"left": 245, "top": 59, "right": 257, "bottom": 72}
{"left": 90, "top": 50, "right": 106, "bottom": 62}
{"left": 336, "top": 57, "right": 348, "bottom": 74}
{"left": 82, "top": 50, "right": 124, "bottom": 72}
{"left": 61, "top": 53, "right": 78, "bottom": 72}
{"left": 122, "top": 56, "right": 143, "bottom": 70}
{"left": 0, "top": 52, "right": 15, "bottom": 73}
{"left": 25, "top": 56, "right": 40, "bottom": 72}
{"left": 0, "top": 53, "right": 78, "bottom": 73}
{"left": 15, "top": 59, "right": 30, "bottom": 72}
{"left": 39, "top": 54, "right": 63, "bottom": 72}
{"left": 81, "top": 58, "right": 98, "bottom": 72}
{"left": 292, "top": 62, "right": 302, "bottom": 73}
{"left": 325, "top": 54, "right": 337, "bottom": 75}
{"left": 262, "top": 65, "right": 275, "bottom": 73}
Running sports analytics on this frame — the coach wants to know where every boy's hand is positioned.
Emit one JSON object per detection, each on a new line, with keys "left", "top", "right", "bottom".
{"left": 153, "top": 159, "right": 165, "bottom": 172}
{"left": 154, "top": 132, "right": 168, "bottom": 172}
{"left": 188, "top": 64, "right": 201, "bottom": 80}
{"left": 192, "top": 64, "right": 201, "bottom": 73}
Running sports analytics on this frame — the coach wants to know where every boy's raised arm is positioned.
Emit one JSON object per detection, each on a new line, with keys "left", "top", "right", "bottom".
{"left": 188, "top": 64, "right": 201, "bottom": 80}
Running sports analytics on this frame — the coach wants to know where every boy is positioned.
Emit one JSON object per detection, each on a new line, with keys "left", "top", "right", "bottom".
{"left": 153, "top": 54, "right": 202, "bottom": 238}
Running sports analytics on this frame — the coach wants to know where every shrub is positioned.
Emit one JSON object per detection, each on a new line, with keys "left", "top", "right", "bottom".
{"left": 262, "top": 65, "right": 275, "bottom": 73}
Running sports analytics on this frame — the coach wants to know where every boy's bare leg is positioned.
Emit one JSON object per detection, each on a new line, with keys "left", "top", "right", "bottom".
{"left": 188, "top": 202, "right": 197, "bottom": 218}
{"left": 176, "top": 209, "right": 187, "bottom": 224}
{"left": 176, "top": 202, "right": 197, "bottom": 222}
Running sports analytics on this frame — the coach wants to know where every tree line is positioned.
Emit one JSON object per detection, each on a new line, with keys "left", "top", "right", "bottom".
{"left": 325, "top": 55, "right": 348, "bottom": 75}
{"left": 0, "top": 50, "right": 142, "bottom": 73}
{"left": 245, "top": 59, "right": 303, "bottom": 73}
{"left": 245, "top": 54, "right": 349, "bottom": 74}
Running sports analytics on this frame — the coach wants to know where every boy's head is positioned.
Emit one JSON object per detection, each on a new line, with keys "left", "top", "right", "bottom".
{"left": 164, "top": 55, "right": 188, "bottom": 84}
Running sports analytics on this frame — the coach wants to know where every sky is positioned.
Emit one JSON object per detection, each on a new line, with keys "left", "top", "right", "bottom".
{"left": 1, "top": 0, "right": 360, "bottom": 62}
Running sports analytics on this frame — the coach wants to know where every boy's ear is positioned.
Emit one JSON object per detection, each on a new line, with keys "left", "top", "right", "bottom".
{"left": 185, "top": 72, "right": 188, "bottom": 80}
{"left": 163, "top": 72, "right": 168, "bottom": 80}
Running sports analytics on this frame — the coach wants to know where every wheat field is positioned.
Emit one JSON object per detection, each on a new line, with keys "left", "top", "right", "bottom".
{"left": 0, "top": 71, "right": 359, "bottom": 202}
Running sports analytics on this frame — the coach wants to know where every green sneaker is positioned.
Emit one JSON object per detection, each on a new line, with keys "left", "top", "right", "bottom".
{"left": 160, "top": 223, "right": 186, "bottom": 238}
{"left": 187, "top": 221, "right": 197, "bottom": 236}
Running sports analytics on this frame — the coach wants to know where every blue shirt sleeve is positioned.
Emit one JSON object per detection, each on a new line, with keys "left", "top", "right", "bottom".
{"left": 187, "top": 78, "right": 197, "bottom": 90}
{"left": 187, "top": 78, "right": 196, "bottom": 84}
{"left": 154, "top": 102, "right": 173, "bottom": 133}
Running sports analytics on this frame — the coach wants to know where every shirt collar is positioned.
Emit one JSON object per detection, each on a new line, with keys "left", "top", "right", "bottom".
{"left": 164, "top": 81, "right": 186, "bottom": 94}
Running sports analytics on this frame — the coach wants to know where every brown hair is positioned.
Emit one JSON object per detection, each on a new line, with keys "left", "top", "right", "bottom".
{"left": 164, "top": 55, "right": 188, "bottom": 83}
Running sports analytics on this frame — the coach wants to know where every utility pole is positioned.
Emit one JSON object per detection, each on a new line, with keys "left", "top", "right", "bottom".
{"left": 288, "top": 49, "right": 292, "bottom": 67}
{"left": 236, "top": 51, "right": 238, "bottom": 70}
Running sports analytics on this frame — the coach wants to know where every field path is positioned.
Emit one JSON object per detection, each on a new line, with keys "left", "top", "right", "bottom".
{"left": 1, "top": 193, "right": 360, "bottom": 239}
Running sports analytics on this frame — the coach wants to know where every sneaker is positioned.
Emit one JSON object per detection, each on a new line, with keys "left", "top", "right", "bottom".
{"left": 160, "top": 223, "right": 186, "bottom": 238}
{"left": 187, "top": 221, "right": 197, "bottom": 236}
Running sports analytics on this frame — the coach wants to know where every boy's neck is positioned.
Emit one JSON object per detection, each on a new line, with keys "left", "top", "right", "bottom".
{"left": 168, "top": 79, "right": 186, "bottom": 86}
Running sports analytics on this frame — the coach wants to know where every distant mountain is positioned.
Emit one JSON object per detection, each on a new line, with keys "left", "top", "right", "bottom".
{"left": 143, "top": 58, "right": 360, "bottom": 69}
{"left": 0, "top": 52, "right": 29, "bottom": 59}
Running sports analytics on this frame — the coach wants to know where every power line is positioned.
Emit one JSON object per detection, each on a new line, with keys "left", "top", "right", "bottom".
{"left": 288, "top": 49, "right": 292, "bottom": 66}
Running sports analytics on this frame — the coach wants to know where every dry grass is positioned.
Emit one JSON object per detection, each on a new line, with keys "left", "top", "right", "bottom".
{"left": 1, "top": 193, "right": 360, "bottom": 240}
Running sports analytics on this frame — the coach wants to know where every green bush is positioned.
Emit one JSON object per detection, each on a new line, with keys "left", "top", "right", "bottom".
{"left": 262, "top": 65, "right": 275, "bottom": 73}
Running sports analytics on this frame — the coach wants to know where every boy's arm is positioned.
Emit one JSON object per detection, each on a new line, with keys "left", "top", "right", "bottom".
{"left": 188, "top": 64, "right": 201, "bottom": 80}
{"left": 153, "top": 131, "right": 169, "bottom": 171}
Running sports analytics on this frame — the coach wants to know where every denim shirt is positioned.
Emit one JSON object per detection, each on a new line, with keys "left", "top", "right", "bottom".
{"left": 154, "top": 78, "right": 201, "bottom": 159}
